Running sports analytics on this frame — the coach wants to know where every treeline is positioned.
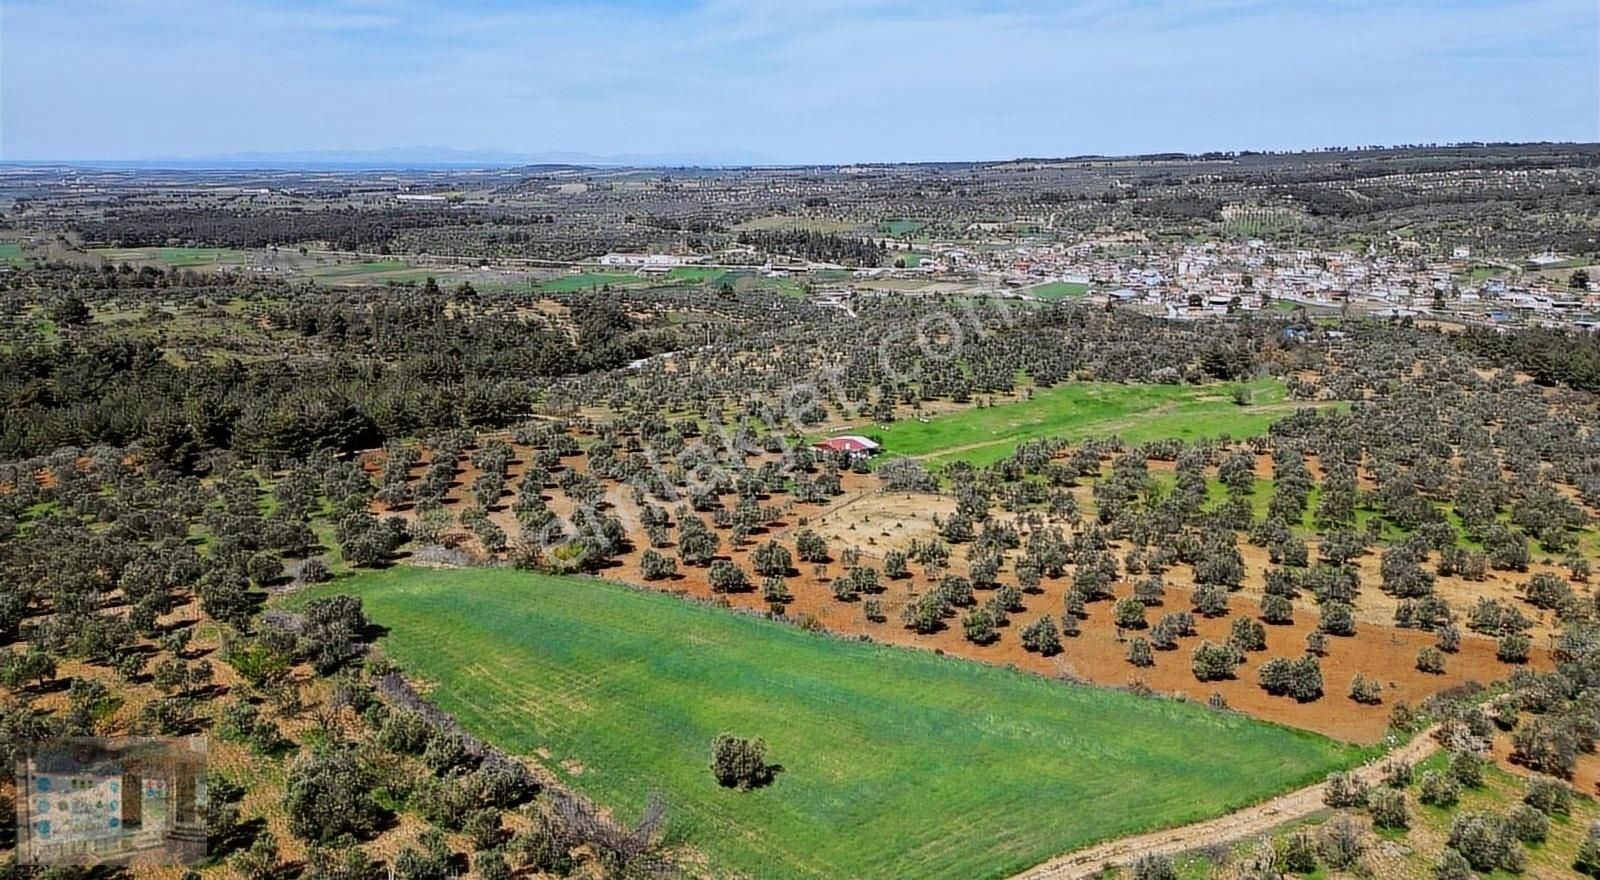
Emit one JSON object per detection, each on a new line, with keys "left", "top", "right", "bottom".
{"left": 0, "top": 293, "right": 679, "bottom": 464}
{"left": 736, "top": 230, "right": 885, "bottom": 266}
{"left": 1453, "top": 326, "right": 1600, "bottom": 392}
{"left": 75, "top": 207, "right": 497, "bottom": 252}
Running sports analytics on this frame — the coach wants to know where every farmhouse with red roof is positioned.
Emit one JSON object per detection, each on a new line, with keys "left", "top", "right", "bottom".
{"left": 813, "top": 435, "right": 881, "bottom": 459}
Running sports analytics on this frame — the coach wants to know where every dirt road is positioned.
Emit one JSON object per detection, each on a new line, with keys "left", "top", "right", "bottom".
{"left": 1009, "top": 728, "right": 1439, "bottom": 879}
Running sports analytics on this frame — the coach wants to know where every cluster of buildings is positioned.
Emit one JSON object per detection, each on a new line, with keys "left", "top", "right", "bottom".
{"left": 961, "top": 238, "right": 1599, "bottom": 327}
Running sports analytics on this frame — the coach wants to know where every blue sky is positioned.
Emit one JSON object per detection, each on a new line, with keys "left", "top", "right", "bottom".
{"left": 2, "top": 0, "right": 1596, "bottom": 163}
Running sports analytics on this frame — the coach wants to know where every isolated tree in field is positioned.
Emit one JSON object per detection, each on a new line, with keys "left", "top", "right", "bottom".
{"left": 1435, "top": 623, "right": 1461, "bottom": 653}
{"left": 751, "top": 540, "right": 792, "bottom": 577}
{"left": 1416, "top": 646, "right": 1445, "bottom": 674}
{"left": 761, "top": 575, "right": 791, "bottom": 605}
{"left": 962, "top": 608, "right": 999, "bottom": 645}
{"left": 1113, "top": 597, "right": 1146, "bottom": 630}
{"left": 1019, "top": 617, "right": 1060, "bottom": 655}
{"left": 1126, "top": 637, "right": 1154, "bottom": 668}
{"left": 794, "top": 529, "right": 829, "bottom": 563}
{"left": 1349, "top": 673, "right": 1382, "bottom": 705}
{"left": 1523, "top": 571, "right": 1574, "bottom": 612}
{"left": 710, "top": 734, "right": 772, "bottom": 790}
{"left": 1228, "top": 617, "right": 1266, "bottom": 652}
{"left": 1258, "top": 657, "right": 1294, "bottom": 696}
{"left": 1380, "top": 758, "right": 1413, "bottom": 789}
{"left": 1191, "top": 641, "right": 1240, "bottom": 682}
{"left": 640, "top": 550, "right": 677, "bottom": 581}
{"left": 1305, "top": 630, "right": 1329, "bottom": 656}
{"left": 708, "top": 560, "right": 752, "bottom": 594}
{"left": 882, "top": 550, "right": 909, "bottom": 579}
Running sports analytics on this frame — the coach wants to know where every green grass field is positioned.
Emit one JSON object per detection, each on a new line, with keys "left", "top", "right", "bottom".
{"left": 294, "top": 567, "right": 1362, "bottom": 880}
{"left": 880, "top": 219, "right": 924, "bottom": 236}
{"left": 860, "top": 378, "right": 1301, "bottom": 467}
{"left": 1028, "top": 281, "right": 1090, "bottom": 300}
{"left": 537, "top": 271, "right": 644, "bottom": 292}
{"left": 91, "top": 246, "right": 245, "bottom": 267}
{"left": 0, "top": 243, "right": 25, "bottom": 265}
{"left": 305, "top": 260, "right": 412, "bottom": 279}
{"left": 664, "top": 267, "right": 728, "bottom": 285}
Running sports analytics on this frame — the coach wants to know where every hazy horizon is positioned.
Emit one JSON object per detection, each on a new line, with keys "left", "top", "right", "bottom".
{"left": 4, "top": 0, "right": 1597, "bottom": 165}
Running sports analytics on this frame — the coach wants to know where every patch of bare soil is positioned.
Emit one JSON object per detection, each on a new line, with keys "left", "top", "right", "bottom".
{"left": 372, "top": 441, "right": 1549, "bottom": 744}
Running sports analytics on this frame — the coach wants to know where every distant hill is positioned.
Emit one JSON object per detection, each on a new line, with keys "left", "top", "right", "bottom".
{"left": 6, "top": 145, "right": 775, "bottom": 170}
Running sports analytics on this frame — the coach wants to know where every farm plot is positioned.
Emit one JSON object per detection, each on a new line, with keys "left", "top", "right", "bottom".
{"left": 856, "top": 378, "right": 1301, "bottom": 467}
{"left": 297, "top": 567, "right": 1364, "bottom": 880}
{"left": 1027, "top": 281, "right": 1090, "bottom": 300}
{"left": 537, "top": 271, "right": 647, "bottom": 293}
{"left": 91, "top": 246, "right": 247, "bottom": 267}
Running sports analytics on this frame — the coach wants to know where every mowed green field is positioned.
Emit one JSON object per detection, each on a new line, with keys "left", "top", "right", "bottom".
{"left": 304, "top": 259, "right": 412, "bottom": 279}
{"left": 863, "top": 378, "right": 1302, "bottom": 467}
{"left": 1028, "top": 281, "right": 1090, "bottom": 300}
{"left": 298, "top": 567, "right": 1363, "bottom": 880}
{"left": 91, "top": 246, "right": 246, "bottom": 267}
{"left": 0, "top": 243, "right": 26, "bottom": 265}
{"left": 537, "top": 271, "right": 645, "bottom": 292}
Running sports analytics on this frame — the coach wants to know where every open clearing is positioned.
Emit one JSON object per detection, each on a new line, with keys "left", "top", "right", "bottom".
{"left": 90, "top": 246, "right": 247, "bottom": 267}
{"left": 537, "top": 271, "right": 648, "bottom": 292}
{"left": 300, "top": 566, "right": 1363, "bottom": 880}
{"left": 856, "top": 378, "right": 1300, "bottom": 467}
{"left": 1027, "top": 281, "right": 1090, "bottom": 300}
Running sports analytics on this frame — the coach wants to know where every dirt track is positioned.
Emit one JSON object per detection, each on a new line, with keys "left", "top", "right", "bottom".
{"left": 1009, "top": 728, "right": 1440, "bottom": 879}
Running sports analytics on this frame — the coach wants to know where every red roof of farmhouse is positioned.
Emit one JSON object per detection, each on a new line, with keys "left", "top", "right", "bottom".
{"left": 813, "top": 435, "right": 880, "bottom": 453}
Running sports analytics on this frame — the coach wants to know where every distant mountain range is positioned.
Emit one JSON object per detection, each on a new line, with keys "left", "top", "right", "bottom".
{"left": 5, "top": 146, "right": 776, "bottom": 170}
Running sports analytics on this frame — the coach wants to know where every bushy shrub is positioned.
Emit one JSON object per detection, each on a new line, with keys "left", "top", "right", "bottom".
{"left": 1322, "top": 771, "right": 1368, "bottom": 808}
{"left": 1368, "top": 786, "right": 1409, "bottom": 830}
{"left": 1020, "top": 617, "right": 1061, "bottom": 656}
{"left": 1524, "top": 775, "right": 1573, "bottom": 816}
{"left": 1349, "top": 673, "right": 1383, "bottom": 704}
{"left": 1130, "top": 852, "right": 1177, "bottom": 880}
{"left": 1418, "top": 769, "right": 1460, "bottom": 807}
{"left": 1191, "top": 641, "right": 1240, "bottom": 682}
{"left": 1447, "top": 811, "right": 1525, "bottom": 873}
